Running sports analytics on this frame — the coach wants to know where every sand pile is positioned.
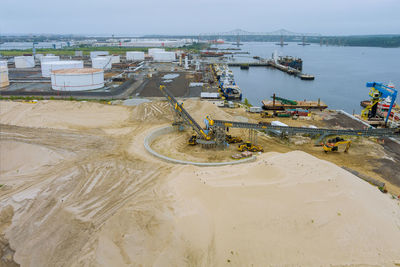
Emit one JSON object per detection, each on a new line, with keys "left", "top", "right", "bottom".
{"left": 0, "top": 100, "right": 131, "bottom": 130}
{"left": 183, "top": 99, "right": 234, "bottom": 122}
{"left": 129, "top": 101, "right": 172, "bottom": 123}
{"left": 0, "top": 141, "right": 64, "bottom": 177}
{"left": 1, "top": 100, "right": 400, "bottom": 266}
{"left": 165, "top": 151, "right": 400, "bottom": 266}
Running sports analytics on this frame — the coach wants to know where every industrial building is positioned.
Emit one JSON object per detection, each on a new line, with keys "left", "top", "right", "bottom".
{"left": 148, "top": 48, "right": 165, "bottom": 56}
{"left": 92, "top": 39, "right": 192, "bottom": 48}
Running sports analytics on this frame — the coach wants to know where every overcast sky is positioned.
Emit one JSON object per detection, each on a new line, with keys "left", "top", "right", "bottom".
{"left": 1, "top": 0, "right": 399, "bottom": 36}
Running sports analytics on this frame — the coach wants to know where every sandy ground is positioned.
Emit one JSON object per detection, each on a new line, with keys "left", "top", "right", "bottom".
{"left": 1, "top": 100, "right": 400, "bottom": 266}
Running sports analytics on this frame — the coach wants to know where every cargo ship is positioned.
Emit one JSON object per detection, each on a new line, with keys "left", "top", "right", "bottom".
{"left": 212, "top": 64, "right": 242, "bottom": 100}
{"left": 208, "top": 39, "right": 225, "bottom": 44}
{"left": 277, "top": 56, "right": 303, "bottom": 71}
{"left": 200, "top": 51, "right": 225, "bottom": 57}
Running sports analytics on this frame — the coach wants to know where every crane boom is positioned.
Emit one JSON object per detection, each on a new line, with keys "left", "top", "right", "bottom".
{"left": 159, "top": 85, "right": 211, "bottom": 140}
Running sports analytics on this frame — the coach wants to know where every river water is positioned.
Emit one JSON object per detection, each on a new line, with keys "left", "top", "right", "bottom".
{"left": 224, "top": 42, "right": 400, "bottom": 113}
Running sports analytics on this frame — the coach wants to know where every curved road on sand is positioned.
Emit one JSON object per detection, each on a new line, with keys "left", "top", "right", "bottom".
{"left": 144, "top": 126, "right": 256, "bottom": 166}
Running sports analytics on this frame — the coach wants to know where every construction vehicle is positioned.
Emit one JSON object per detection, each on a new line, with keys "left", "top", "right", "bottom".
{"left": 261, "top": 111, "right": 274, "bottom": 118}
{"left": 238, "top": 141, "right": 264, "bottom": 152}
{"left": 188, "top": 135, "right": 197, "bottom": 145}
{"left": 226, "top": 135, "right": 242, "bottom": 144}
{"left": 323, "top": 137, "right": 351, "bottom": 153}
{"left": 361, "top": 82, "right": 397, "bottom": 125}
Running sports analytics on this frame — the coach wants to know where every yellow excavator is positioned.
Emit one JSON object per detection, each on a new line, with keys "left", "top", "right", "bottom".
{"left": 323, "top": 137, "right": 351, "bottom": 153}
{"left": 261, "top": 111, "right": 274, "bottom": 118}
{"left": 238, "top": 141, "right": 264, "bottom": 152}
{"left": 226, "top": 135, "right": 242, "bottom": 144}
{"left": 188, "top": 135, "right": 197, "bottom": 145}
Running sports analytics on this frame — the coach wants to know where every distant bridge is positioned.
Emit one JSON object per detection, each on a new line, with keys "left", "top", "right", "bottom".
{"left": 199, "top": 29, "right": 322, "bottom": 46}
{"left": 200, "top": 29, "right": 321, "bottom": 37}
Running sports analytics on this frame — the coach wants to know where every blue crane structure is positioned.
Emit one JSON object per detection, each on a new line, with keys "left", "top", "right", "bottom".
{"left": 363, "top": 82, "right": 398, "bottom": 125}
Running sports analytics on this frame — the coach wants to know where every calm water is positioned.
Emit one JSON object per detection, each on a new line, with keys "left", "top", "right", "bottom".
{"left": 225, "top": 42, "right": 400, "bottom": 113}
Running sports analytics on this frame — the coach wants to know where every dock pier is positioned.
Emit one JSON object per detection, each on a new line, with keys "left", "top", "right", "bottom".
{"left": 227, "top": 62, "right": 270, "bottom": 67}
{"left": 225, "top": 59, "right": 314, "bottom": 79}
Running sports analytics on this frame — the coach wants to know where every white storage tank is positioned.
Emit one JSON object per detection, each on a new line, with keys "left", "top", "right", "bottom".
{"left": 14, "top": 56, "right": 35, "bottom": 68}
{"left": 41, "top": 60, "right": 84, "bottom": 77}
{"left": 40, "top": 55, "right": 60, "bottom": 63}
{"left": 51, "top": 68, "right": 104, "bottom": 91}
{"left": 90, "top": 51, "right": 109, "bottom": 58}
{"left": 148, "top": 48, "right": 165, "bottom": 56}
{"left": 111, "top": 55, "right": 120, "bottom": 64}
{"left": 0, "top": 66, "right": 9, "bottom": 88}
{"left": 35, "top": 54, "right": 44, "bottom": 60}
{"left": 92, "top": 56, "right": 112, "bottom": 70}
{"left": 126, "top": 51, "right": 145, "bottom": 61}
{"left": 152, "top": 51, "right": 176, "bottom": 62}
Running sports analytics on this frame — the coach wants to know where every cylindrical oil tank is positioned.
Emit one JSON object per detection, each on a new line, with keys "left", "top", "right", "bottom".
{"left": 40, "top": 55, "right": 60, "bottom": 64}
{"left": 41, "top": 60, "right": 84, "bottom": 77}
{"left": 51, "top": 68, "right": 104, "bottom": 91}
{"left": 92, "top": 56, "right": 112, "bottom": 70}
{"left": 148, "top": 48, "right": 165, "bottom": 56}
{"left": 90, "top": 51, "right": 109, "bottom": 58}
{"left": 126, "top": 51, "right": 145, "bottom": 61}
{"left": 152, "top": 52, "right": 176, "bottom": 62}
{"left": 0, "top": 66, "right": 9, "bottom": 88}
{"left": 0, "top": 61, "right": 8, "bottom": 68}
{"left": 111, "top": 55, "right": 120, "bottom": 64}
{"left": 14, "top": 56, "right": 35, "bottom": 68}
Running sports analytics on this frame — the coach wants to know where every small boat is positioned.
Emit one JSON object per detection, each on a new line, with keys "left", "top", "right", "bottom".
{"left": 299, "top": 73, "right": 315, "bottom": 80}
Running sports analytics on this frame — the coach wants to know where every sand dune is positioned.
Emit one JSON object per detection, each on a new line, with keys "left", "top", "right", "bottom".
{"left": 1, "top": 100, "right": 399, "bottom": 266}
